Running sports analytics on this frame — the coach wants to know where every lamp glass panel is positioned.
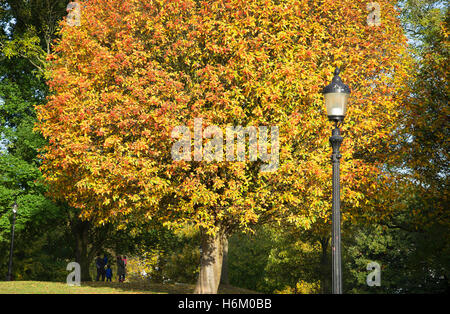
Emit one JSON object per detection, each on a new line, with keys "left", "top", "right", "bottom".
{"left": 324, "top": 93, "right": 349, "bottom": 117}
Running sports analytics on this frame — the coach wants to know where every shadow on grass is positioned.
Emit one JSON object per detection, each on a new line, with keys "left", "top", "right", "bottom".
{"left": 82, "top": 281, "right": 259, "bottom": 294}
{"left": 83, "top": 280, "right": 193, "bottom": 294}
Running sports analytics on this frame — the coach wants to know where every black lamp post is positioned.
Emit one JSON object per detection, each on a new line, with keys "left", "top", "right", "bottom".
{"left": 7, "top": 202, "right": 18, "bottom": 281}
{"left": 322, "top": 67, "right": 351, "bottom": 294}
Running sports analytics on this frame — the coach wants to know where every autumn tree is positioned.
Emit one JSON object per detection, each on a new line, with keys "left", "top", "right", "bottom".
{"left": 36, "top": 0, "right": 411, "bottom": 293}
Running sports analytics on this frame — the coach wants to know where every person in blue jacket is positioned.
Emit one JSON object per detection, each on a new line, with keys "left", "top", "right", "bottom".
{"left": 105, "top": 264, "right": 113, "bottom": 282}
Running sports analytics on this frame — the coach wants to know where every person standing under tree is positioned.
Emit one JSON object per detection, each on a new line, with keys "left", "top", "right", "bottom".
{"left": 116, "top": 256, "right": 125, "bottom": 282}
{"left": 95, "top": 256, "right": 105, "bottom": 281}
{"left": 122, "top": 255, "right": 127, "bottom": 281}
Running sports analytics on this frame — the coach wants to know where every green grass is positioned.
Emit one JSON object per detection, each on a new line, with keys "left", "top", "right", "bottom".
{"left": 0, "top": 281, "right": 259, "bottom": 294}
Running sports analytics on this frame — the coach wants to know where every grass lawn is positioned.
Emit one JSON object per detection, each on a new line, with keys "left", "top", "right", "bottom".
{"left": 0, "top": 281, "right": 259, "bottom": 294}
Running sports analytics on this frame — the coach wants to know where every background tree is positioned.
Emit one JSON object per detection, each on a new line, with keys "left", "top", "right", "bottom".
{"left": 228, "top": 226, "right": 273, "bottom": 292}
{"left": 0, "top": 0, "right": 67, "bottom": 280}
{"left": 388, "top": 0, "right": 449, "bottom": 292}
{"left": 397, "top": 0, "right": 448, "bottom": 229}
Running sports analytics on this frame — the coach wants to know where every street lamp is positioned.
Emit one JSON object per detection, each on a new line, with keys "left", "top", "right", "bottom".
{"left": 7, "top": 202, "right": 18, "bottom": 281}
{"left": 322, "top": 67, "right": 351, "bottom": 294}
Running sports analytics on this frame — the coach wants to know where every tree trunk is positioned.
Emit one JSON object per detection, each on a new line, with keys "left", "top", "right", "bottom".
{"left": 194, "top": 228, "right": 225, "bottom": 294}
{"left": 220, "top": 235, "right": 229, "bottom": 285}
{"left": 73, "top": 220, "right": 92, "bottom": 282}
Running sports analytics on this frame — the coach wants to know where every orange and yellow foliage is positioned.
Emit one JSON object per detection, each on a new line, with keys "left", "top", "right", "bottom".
{"left": 36, "top": 0, "right": 411, "bottom": 235}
